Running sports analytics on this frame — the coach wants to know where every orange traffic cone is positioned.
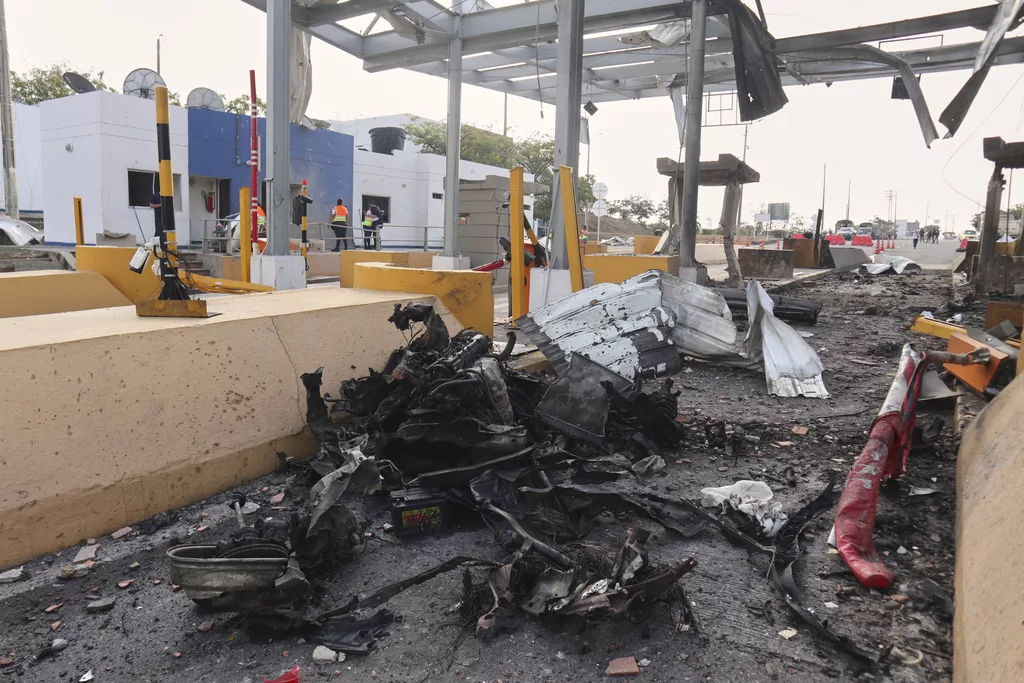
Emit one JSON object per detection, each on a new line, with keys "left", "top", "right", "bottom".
{"left": 879, "top": 240, "right": 885, "bottom": 252}
{"left": 890, "top": 239, "right": 895, "bottom": 249}
{"left": 874, "top": 242, "right": 881, "bottom": 255}
{"left": 777, "top": 240, "right": 782, "bottom": 250}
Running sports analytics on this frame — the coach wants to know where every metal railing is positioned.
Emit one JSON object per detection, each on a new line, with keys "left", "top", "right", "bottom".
{"left": 188, "top": 218, "right": 445, "bottom": 254}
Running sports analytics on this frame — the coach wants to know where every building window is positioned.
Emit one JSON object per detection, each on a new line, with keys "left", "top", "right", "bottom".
{"left": 128, "top": 170, "right": 182, "bottom": 211}
{"left": 524, "top": 204, "right": 531, "bottom": 211}
{"left": 432, "top": 192, "right": 443, "bottom": 200}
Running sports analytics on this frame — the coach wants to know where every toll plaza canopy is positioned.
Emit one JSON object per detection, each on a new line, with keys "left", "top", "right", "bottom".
{"left": 239, "top": 0, "right": 1023, "bottom": 114}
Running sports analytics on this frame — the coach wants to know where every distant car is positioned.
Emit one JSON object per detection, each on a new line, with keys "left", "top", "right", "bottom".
{"left": 837, "top": 226, "right": 856, "bottom": 241}
{"left": 857, "top": 227, "right": 874, "bottom": 238}
{"left": 961, "top": 228, "right": 979, "bottom": 241}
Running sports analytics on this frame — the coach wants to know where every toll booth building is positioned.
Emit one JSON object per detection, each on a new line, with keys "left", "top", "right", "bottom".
{"left": 39, "top": 90, "right": 355, "bottom": 248}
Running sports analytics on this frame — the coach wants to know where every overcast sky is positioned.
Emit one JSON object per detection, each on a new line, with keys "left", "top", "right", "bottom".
{"left": 9, "top": 0, "right": 1024, "bottom": 230}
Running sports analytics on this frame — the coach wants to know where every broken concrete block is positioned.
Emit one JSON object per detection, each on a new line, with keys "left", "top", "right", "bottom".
{"left": 0, "top": 566, "right": 25, "bottom": 583}
{"left": 110, "top": 527, "right": 133, "bottom": 540}
{"left": 72, "top": 545, "right": 99, "bottom": 563}
{"left": 606, "top": 657, "right": 640, "bottom": 676}
{"left": 312, "top": 645, "right": 338, "bottom": 662}
{"left": 50, "top": 638, "right": 68, "bottom": 653}
{"left": 241, "top": 501, "right": 260, "bottom": 514}
{"left": 269, "top": 492, "right": 285, "bottom": 504}
{"left": 60, "top": 565, "right": 90, "bottom": 580}
{"left": 86, "top": 597, "right": 116, "bottom": 613}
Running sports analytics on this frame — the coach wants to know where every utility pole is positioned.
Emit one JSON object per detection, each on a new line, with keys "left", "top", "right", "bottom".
{"left": 820, "top": 162, "right": 827, "bottom": 214}
{"left": 502, "top": 92, "right": 508, "bottom": 137}
{"left": 156, "top": 34, "right": 163, "bottom": 74}
{"left": 0, "top": 0, "right": 17, "bottom": 221}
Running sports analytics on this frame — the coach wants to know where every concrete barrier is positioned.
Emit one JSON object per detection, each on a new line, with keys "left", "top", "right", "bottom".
{"left": 738, "top": 248, "right": 794, "bottom": 279}
{"left": 0, "top": 270, "right": 131, "bottom": 318}
{"left": 76, "top": 245, "right": 162, "bottom": 302}
{"left": 583, "top": 254, "right": 680, "bottom": 285}
{"left": 340, "top": 251, "right": 438, "bottom": 288}
{"left": 353, "top": 262, "right": 494, "bottom": 337}
{"left": 306, "top": 252, "right": 342, "bottom": 278}
{"left": 634, "top": 236, "right": 661, "bottom": 254}
{"left": 954, "top": 374, "right": 1024, "bottom": 682}
{"left": 0, "top": 288, "right": 455, "bottom": 568}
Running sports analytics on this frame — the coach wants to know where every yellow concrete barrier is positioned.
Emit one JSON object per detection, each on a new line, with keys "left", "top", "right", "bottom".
{"left": 353, "top": 262, "right": 494, "bottom": 337}
{"left": 583, "top": 254, "right": 680, "bottom": 285}
{"left": 0, "top": 270, "right": 131, "bottom": 318}
{"left": 306, "top": 252, "right": 342, "bottom": 278}
{"left": 340, "top": 251, "right": 436, "bottom": 288}
{"left": 76, "top": 245, "right": 161, "bottom": 302}
{"left": 0, "top": 288, "right": 456, "bottom": 568}
{"left": 634, "top": 235, "right": 660, "bottom": 254}
{"left": 954, "top": 374, "right": 1024, "bottom": 682}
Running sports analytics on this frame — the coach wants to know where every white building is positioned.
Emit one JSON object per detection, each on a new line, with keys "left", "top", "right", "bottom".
{"left": 0, "top": 102, "right": 45, "bottom": 219}
{"left": 335, "top": 115, "right": 534, "bottom": 250}
{"left": 330, "top": 113, "right": 429, "bottom": 153}
{"left": 894, "top": 219, "right": 920, "bottom": 239}
{"left": 40, "top": 91, "right": 189, "bottom": 245}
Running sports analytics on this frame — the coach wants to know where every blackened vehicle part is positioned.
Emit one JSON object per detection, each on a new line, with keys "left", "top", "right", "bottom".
{"left": 534, "top": 353, "right": 632, "bottom": 443}
{"left": 718, "top": 288, "right": 823, "bottom": 324}
{"left": 337, "top": 556, "right": 503, "bottom": 612}
{"left": 603, "top": 378, "right": 682, "bottom": 447}
{"left": 940, "top": 0, "right": 1024, "bottom": 137}
{"left": 782, "top": 44, "right": 938, "bottom": 147}
{"left": 514, "top": 483, "right": 710, "bottom": 538}
{"left": 300, "top": 368, "right": 332, "bottom": 439}
{"left": 388, "top": 302, "right": 435, "bottom": 331}
{"left": 725, "top": 0, "right": 788, "bottom": 121}
{"left": 308, "top": 609, "right": 397, "bottom": 654}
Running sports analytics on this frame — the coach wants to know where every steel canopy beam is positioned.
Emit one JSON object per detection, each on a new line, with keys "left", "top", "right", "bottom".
{"left": 240, "top": 0, "right": 365, "bottom": 54}
{"left": 774, "top": 4, "right": 1018, "bottom": 53}
{"left": 362, "top": 0, "right": 728, "bottom": 72}
{"left": 303, "top": 0, "right": 394, "bottom": 25}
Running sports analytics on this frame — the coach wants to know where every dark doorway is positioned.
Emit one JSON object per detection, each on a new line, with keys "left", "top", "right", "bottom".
{"left": 362, "top": 195, "right": 390, "bottom": 224}
{"left": 217, "top": 179, "right": 231, "bottom": 218}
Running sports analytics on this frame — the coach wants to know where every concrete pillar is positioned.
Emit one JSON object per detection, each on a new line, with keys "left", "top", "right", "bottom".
{"left": 549, "top": 0, "right": 584, "bottom": 269}
{"left": 976, "top": 166, "right": 1005, "bottom": 295}
{"left": 680, "top": 0, "right": 707, "bottom": 282}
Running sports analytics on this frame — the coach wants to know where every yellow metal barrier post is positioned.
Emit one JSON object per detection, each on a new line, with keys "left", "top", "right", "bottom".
{"left": 135, "top": 86, "right": 208, "bottom": 318}
{"left": 73, "top": 197, "right": 85, "bottom": 246}
{"left": 559, "top": 166, "right": 585, "bottom": 292}
{"left": 299, "top": 179, "right": 312, "bottom": 270}
{"left": 240, "top": 187, "right": 252, "bottom": 283}
{"left": 510, "top": 167, "right": 526, "bottom": 320}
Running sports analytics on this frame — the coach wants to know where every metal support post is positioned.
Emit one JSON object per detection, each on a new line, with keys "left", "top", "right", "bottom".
{"left": 267, "top": 0, "right": 291, "bottom": 256}
{"left": 240, "top": 188, "right": 251, "bottom": 283}
{"left": 443, "top": 25, "right": 464, "bottom": 258}
{"left": 976, "top": 166, "right": 1005, "bottom": 295}
{"left": 549, "top": 0, "right": 585, "bottom": 268}
{"left": 300, "top": 179, "right": 309, "bottom": 260}
{"left": 559, "top": 166, "right": 585, "bottom": 292}
{"left": 680, "top": 0, "right": 708, "bottom": 270}
{"left": 0, "top": 0, "right": 17, "bottom": 221}
{"left": 248, "top": 70, "right": 260, "bottom": 247}
{"left": 510, "top": 167, "right": 526, "bottom": 320}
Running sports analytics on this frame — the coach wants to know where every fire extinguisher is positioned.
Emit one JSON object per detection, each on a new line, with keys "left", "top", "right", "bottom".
{"left": 202, "top": 191, "right": 215, "bottom": 213}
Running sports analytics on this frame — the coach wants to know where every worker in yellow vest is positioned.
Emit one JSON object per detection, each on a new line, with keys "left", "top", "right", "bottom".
{"left": 329, "top": 199, "right": 349, "bottom": 252}
{"left": 362, "top": 202, "right": 382, "bottom": 250}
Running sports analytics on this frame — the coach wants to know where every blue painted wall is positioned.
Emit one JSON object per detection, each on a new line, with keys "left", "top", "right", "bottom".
{"left": 187, "top": 108, "right": 354, "bottom": 224}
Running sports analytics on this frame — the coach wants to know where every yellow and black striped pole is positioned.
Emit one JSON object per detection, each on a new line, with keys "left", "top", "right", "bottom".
{"left": 300, "top": 179, "right": 309, "bottom": 261}
{"left": 154, "top": 86, "right": 187, "bottom": 300}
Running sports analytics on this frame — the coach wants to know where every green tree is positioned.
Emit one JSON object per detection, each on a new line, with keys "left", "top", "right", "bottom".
{"left": 404, "top": 118, "right": 516, "bottom": 168}
{"left": 224, "top": 94, "right": 267, "bottom": 116}
{"left": 1012, "top": 203, "right": 1023, "bottom": 220}
{"left": 11, "top": 62, "right": 113, "bottom": 104}
{"left": 971, "top": 212, "right": 983, "bottom": 229}
{"left": 609, "top": 195, "right": 656, "bottom": 226}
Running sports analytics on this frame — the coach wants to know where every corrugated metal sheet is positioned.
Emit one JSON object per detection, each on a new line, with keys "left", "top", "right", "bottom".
{"left": 863, "top": 255, "right": 921, "bottom": 275}
{"left": 745, "top": 281, "right": 829, "bottom": 398}
{"left": 516, "top": 272, "right": 681, "bottom": 380}
{"left": 658, "top": 273, "right": 751, "bottom": 365}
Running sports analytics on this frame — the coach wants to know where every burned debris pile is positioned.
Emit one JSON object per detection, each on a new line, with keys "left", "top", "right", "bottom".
{"left": 164, "top": 280, "right": 887, "bottom": 667}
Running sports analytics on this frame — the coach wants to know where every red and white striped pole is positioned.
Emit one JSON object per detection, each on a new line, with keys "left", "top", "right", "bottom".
{"left": 248, "top": 70, "right": 259, "bottom": 246}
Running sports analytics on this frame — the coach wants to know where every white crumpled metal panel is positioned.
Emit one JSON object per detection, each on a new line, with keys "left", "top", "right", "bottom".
{"left": 745, "top": 280, "right": 829, "bottom": 398}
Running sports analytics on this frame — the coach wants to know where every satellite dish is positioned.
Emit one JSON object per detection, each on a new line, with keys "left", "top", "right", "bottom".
{"left": 186, "top": 87, "right": 225, "bottom": 112}
{"left": 122, "top": 68, "right": 166, "bottom": 100}
{"left": 63, "top": 72, "right": 96, "bottom": 94}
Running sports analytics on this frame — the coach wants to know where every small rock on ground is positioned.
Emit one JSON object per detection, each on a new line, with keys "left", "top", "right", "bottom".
{"left": 0, "top": 566, "right": 25, "bottom": 583}
{"left": 606, "top": 657, "right": 640, "bottom": 676}
{"left": 86, "top": 597, "right": 117, "bottom": 614}
{"left": 312, "top": 646, "right": 338, "bottom": 662}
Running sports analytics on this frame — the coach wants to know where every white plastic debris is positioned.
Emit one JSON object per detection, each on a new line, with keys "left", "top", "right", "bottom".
{"left": 945, "top": 313, "right": 963, "bottom": 324}
{"left": 778, "top": 628, "right": 798, "bottom": 640}
{"left": 824, "top": 601, "right": 839, "bottom": 609}
{"left": 701, "top": 480, "right": 788, "bottom": 538}
{"left": 79, "top": 672, "right": 95, "bottom": 683}
{"left": 827, "top": 525, "right": 837, "bottom": 548}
